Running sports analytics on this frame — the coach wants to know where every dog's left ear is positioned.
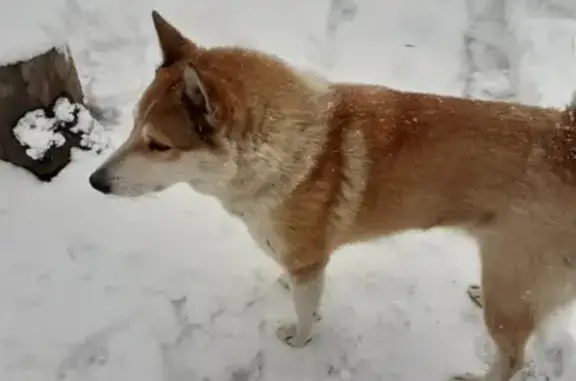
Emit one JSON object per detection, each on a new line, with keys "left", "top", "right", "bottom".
{"left": 183, "top": 65, "right": 213, "bottom": 113}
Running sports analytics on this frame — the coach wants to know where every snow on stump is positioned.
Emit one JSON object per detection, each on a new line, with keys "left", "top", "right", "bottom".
{"left": 0, "top": 47, "right": 108, "bottom": 181}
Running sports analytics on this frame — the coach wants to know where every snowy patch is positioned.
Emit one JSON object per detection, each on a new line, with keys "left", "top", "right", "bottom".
{"left": 56, "top": 97, "right": 109, "bottom": 153}
{"left": 13, "top": 109, "right": 66, "bottom": 160}
{"left": 13, "top": 97, "right": 109, "bottom": 161}
{"left": 0, "top": 0, "right": 69, "bottom": 65}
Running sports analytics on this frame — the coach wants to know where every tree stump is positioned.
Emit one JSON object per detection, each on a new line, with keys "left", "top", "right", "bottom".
{"left": 0, "top": 46, "right": 107, "bottom": 181}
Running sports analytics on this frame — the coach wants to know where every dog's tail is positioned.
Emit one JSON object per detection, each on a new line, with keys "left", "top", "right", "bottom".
{"left": 561, "top": 91, "right": 576, "bottom": 127}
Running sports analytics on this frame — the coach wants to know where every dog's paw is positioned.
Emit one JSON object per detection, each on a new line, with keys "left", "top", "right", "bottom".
{"left": 467, "top": 284, "right": 484, "bottom": 308}
{"left": 277, "top": 274, "right": 291, "bottom": 291}
{"left": 450, "top": 373, "right": 480, "bottom": 381}
{"left": 276, "top": 323, "right": 312, "bottom": 348}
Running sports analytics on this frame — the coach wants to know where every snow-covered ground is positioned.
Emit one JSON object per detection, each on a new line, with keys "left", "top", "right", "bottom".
{"left": 2, "top": 0, "right": 576, "bottom": 380}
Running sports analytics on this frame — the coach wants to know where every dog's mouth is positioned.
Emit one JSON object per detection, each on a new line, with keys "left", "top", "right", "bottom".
{"left": 96, "top": 183, "right": 169, "bottom": 198}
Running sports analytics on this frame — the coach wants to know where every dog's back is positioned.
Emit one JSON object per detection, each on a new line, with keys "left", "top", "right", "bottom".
{"left": 308, "top": 83, "right": 574, "bottom": 242}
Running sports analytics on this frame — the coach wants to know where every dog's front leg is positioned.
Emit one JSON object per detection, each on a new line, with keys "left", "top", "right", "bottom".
{"left": 276, "top": 267, "right": 325, "bottom": 348}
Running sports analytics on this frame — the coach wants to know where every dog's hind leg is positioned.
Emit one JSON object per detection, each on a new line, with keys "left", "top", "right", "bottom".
{"left": 479, "top": 281, "right": 535, "bottom": 381}
{"left": 453, "top": 237, "right": 541, "bottom": 381}
{"left": 452, "top": 275, "right": 535, "bottom": 380}
{"left": 453, "top": 223, "right": 576, "bottom": 381}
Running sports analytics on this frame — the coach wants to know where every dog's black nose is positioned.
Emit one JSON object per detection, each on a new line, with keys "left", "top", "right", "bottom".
{"left": 89, "top": 170, "right": 111, "bottom": 194}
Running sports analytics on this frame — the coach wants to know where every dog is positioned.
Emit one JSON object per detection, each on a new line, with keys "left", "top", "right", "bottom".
{"left": 89, "top": 10, "right": 576, "bottom": 381}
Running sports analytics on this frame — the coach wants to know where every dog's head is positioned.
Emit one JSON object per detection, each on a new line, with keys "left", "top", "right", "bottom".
{"left": 88, "top": 12, "right": 247, "bottom": 197}
{"left": 89, "top": 11, "right": 328, "bottom": 199}
{"left": 89, "top": 11, "right": 241, "bottom": 197}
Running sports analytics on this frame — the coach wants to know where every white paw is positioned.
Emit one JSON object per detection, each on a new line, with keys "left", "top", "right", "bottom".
{"left": 277, "top": 274, "right": 291, "bottom": 291}
{"left": 451, "top": 373, "right": 480, "bottom": 381}
{"left": 313, "top": 311, "right": 323, "bottom": 321}
{"left": 467, "top": 284, "right": 483, "bottom": 308}
{"left": 276, "top": 323, "right": 311, "bottom": 348}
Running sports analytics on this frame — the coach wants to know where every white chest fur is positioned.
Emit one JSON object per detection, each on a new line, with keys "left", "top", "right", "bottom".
{"left": 235, "top": 206, "right": 287, "bottom": 263}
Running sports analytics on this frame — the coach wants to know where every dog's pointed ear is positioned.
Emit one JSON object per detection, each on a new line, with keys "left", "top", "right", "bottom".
{"left": 183, "top": 65, "right": 213, "bottom": 113}
{"left": 152, "top": 10, "right": 194, "bottom": 65}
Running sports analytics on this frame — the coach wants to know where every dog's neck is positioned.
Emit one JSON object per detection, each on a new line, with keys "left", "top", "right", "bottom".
{"left": 221, "top": 103, "right": 331, "bottom": 217}
{"left": 199, "top": 66, "right": 334, "bottom": 217}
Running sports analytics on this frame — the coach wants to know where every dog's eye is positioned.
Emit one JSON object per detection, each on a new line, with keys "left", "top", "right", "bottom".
{"left": 147, "top": 140, "right": 171, "bottom": 152}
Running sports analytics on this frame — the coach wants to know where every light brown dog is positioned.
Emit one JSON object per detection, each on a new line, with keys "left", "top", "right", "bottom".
{"left": 89, "top": 11, "right": 576, "bottom": 381}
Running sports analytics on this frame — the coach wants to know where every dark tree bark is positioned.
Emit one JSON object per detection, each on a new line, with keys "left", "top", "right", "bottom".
{"left": 0, "top": 46, "right": 87, "bottom": 181}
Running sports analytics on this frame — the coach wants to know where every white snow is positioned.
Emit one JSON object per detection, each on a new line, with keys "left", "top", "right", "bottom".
{"left": 1, "top": 0, "right": 576, "bottom": 380}
{"left": 12, "top": 97, "right": 108, "bottom": 160}
{"left": 13, "top": 108, "right": 66, "bottom": 160}
{"left": 63, "top": 99, "right": 110, "bottom": 154}
{"left": 0, "top": 0, "right": 70, "bottom": 65}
